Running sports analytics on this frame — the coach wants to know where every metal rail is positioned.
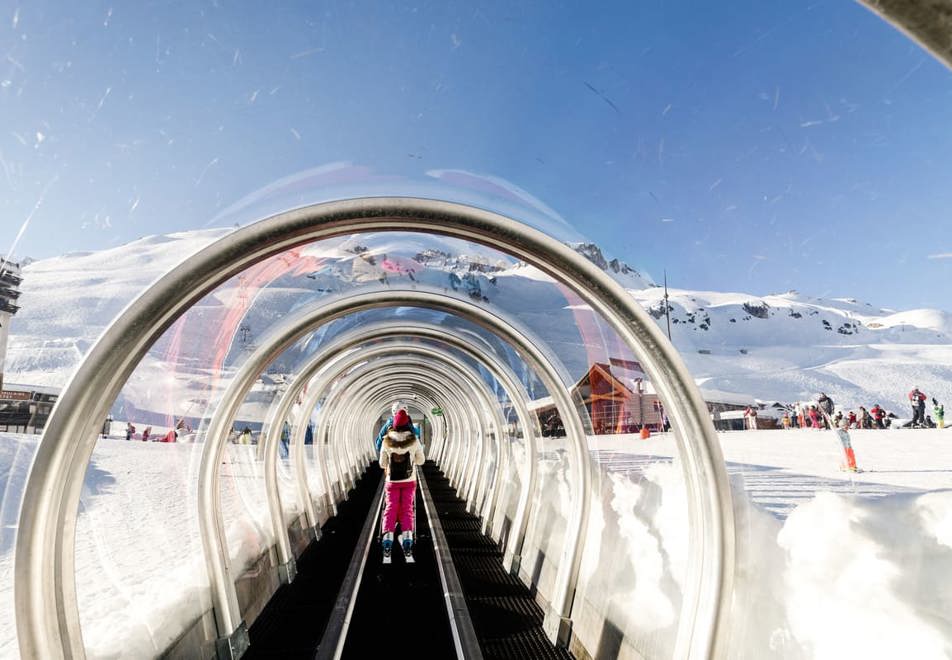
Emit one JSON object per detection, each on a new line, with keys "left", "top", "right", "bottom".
{"left": 355, "top": 352, "right": 506, "bottom": 520}
{"left": 314, "top": 476, "right": 385, "bottom": 660}
{"left": 316, "top": 354, "right": 488, "bottom": 503}
{"left": 305, "top": 360, "right": 474, "bottom": 502}
{"left": 318, "top": 351, "right": 490, "bottom": 496}
{"left": 419, "top": 469, "right": 485, "bottom": 660}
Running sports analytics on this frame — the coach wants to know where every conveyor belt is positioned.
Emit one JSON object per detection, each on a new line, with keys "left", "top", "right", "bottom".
{"left": 422, "top": 463, "right": 573, "bottom": 660}
{"left": 243, "top": 465, "right": 382, "bottom": 658}
{"left": 243, "top": 463, "right": 457, "bottom": 659}
{"left": 337, "top": 471, "right": 455, "bottom": 657}
{"left": 237, "top": 460, "right": 569, "bottom": 659}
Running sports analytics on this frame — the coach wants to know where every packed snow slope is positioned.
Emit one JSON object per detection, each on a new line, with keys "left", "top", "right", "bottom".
{"left": 6, "top": 228, "right": 952, "bottom": 415}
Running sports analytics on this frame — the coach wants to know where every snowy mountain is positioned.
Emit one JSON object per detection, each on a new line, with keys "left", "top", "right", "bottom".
{"left": 633, "top": 287, "right": 952, "bottom": 414}
{"left": 4, "top": 228, "right": 951, "bottom": 418}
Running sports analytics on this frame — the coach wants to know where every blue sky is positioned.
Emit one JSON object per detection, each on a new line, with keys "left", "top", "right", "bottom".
{"left": 3, "top": 0, "right": 952, "bottom": 310}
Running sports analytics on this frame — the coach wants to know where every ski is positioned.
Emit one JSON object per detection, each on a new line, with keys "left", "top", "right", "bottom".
{"left": 400, "top": 531, "right": 415, "bottom": 564}
{"left": 382, "top": 532, "right": 393, "bottom": 564}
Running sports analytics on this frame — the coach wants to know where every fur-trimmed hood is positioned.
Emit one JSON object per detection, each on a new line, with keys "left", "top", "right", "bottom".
{"left": 384, "top": 429, "right": 417, "bottom": 453}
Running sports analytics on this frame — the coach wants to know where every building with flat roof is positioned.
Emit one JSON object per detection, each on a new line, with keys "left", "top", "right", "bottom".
{"left": 0, "top": 382, "right": 59, "bottom": 434}
{"left": 0, "top": 258, "right": 23, "bottom": 392}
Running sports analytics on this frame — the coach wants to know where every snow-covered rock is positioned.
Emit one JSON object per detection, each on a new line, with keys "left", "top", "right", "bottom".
{"left": 5, "top": 229, "right": 951, "bottom": 418}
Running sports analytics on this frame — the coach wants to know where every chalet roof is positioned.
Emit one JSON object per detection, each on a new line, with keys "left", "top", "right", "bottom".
{"left": 572, "top": 362, "right": 634, "bottom": 396}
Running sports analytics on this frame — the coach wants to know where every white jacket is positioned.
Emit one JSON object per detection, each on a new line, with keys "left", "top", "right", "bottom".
{"left": 379, "top": 429, "right": 425, "bottom": 483}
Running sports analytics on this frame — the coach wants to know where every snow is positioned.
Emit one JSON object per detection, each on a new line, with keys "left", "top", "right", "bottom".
{"left": 629, "top": 286, "right": 952, "bottom": 414}
{"left": 0, "top": 433, "right": 304, "bottom": 659}
{"left": 569, "top": 429, "right": 952, "bottom": 658}
{"left": 9, "top": 229, "right": 952, "bottom": 420}
{"left": 1, "top": 425, "right": 951, "bottom": 657}
{"left": 4, "top": 230, "right": 951, "bottom": 432}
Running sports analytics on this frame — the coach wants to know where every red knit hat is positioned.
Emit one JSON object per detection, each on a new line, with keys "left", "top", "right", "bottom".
{"left": 393, "top": 409, "right": 410, "bottom": 429}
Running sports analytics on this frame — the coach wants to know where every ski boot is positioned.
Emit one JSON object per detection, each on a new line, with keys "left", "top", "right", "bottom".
{"left": 400, "top": 530, "right": 415, "bottom": 564}
{"left": 382, "top": 532, "right": 394, "bottom": 565}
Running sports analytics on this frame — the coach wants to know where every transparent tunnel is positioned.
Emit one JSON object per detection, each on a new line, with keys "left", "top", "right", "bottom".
{"left": 11, "top": 200, "right": 731, "bottom": 660}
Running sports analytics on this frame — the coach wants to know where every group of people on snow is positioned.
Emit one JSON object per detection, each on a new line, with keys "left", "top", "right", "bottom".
{"left": 772, "top": 388, "right": 945, "bottom": 431}
{"left": 374, "top": 400, "right": 426, "bottom": 563}
{"left": 107, "top": 418, "right": 187, "bottom": 442}
{"left": 748, "top": 393, "right": 863, "bottom": 470}
{"left": 104, "top": 418, "right": 322, "bottom": 446}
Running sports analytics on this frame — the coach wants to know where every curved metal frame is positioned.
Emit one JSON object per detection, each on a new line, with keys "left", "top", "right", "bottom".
{"left": 316, "top": 324, "right": 565, "bottom": 573}
{"left": 316, "top": 366, "right": 480, "bottom": 507}
{"left": 281, "top": 335, "right": 477, "bottom": 513}
{"left": 329, "top": 351, "right": 494, "bottom": 480}
{"left": 188, "top": 286, "right": 544, "bottom": 635}
{"left": 294, "top": 351, "right": 470, "bottom": 517}
{"left": 289, "top": 360, "right": 450, "bottom": 520}
{"left": 260, "top": 321, "right": 537, "bottom": 547}
{"left": 363, "top": 390, "right": 446, "bottom": 468}
{"left": 16, "top": 198, "right": 732, "bottom": 659}
{"left": 186, "top": 286, "right": 585, "bottom": 647}
{"left": 312, "top": 351, "right": 499, "bottom": 505}
{"left": 331, "top": 361, "right": 488, "bottom": 495}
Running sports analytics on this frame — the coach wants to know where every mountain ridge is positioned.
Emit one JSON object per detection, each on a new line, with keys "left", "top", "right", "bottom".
{"left": 5, "top": 228, "right": 951, "bottom": 416}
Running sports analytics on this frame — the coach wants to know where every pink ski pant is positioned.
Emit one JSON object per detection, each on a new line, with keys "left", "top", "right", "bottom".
{"left": 382, "top": 480, "right": 416, "bottom": 533}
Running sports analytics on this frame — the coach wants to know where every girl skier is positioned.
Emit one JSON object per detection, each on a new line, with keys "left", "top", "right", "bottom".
{"left": 379, "top": 408, "right": 426, "bottom": 563}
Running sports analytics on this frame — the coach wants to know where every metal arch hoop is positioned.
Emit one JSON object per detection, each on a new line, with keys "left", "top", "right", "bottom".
{"left": 290, "top": 350, "right": 475, "bottom": 520}
{"left": 190, "top": 285, "right": 588, "bottom": 646}
{"left": 320, "top": 347, "right": 509, "bottom": 513}
{"left": 253, "top": 315, "right": 539, "bottom": 539}
{"left": 319, "top": 354, "right": 498, "bottom": 497}
{"left": 312, "top": 354, "right": 494, "bottom": 500}
{"left": 315, "top": 362, "right": 487, "bottom": 504}
{"left": 362, "top": 387, "right": 450, "bottom": 471}
{"left": 260, "top": 321, "right": 538, "bottom": 548}
{"left": 15, "top": 197, "right": 733, "bottom": 659}
{"left": 287, "top": 352, "right": 459, "bottom": 519}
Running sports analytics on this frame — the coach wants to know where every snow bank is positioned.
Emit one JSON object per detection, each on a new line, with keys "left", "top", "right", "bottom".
{"left": 0, "top": 434, "right": 307, "bottom": 659}
{"left": 3, "top": 428, "right": 952, "bottom": 658}
{"left": 569, "top": 430, "right": 952, "bottom": 658}
{"left": 0, "top": 433, "right": 40, "bottom": 659}
{"left": 774, "top": 491, "right": 952, "bottom": 659}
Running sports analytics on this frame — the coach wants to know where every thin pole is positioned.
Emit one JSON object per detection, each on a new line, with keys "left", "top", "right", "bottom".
{"left": 663, "top": 269, "right": 672, "bottom": 341}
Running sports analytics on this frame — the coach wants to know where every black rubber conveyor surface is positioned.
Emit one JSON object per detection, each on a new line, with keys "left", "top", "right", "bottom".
{"left": 422, "top": 463, "right": 573, "bottom": 660}
{"left": 339, "top": 470, "right": 455, "bottom": 657}
{"left": 243, "top": 465, "right": 382, "bottom": 659}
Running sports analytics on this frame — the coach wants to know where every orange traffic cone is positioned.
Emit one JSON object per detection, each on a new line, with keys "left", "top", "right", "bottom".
{"left": 640, "top": 426, "right": 651, "bottom": 440}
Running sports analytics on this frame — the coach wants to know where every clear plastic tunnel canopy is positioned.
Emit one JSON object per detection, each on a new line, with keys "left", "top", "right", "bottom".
{"left": 3, "top": 2, "right": 952, "bottom": 659}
